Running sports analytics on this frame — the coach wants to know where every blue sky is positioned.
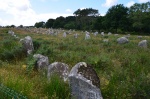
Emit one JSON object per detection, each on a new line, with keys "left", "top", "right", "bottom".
{"left": 0, "top": 0, "right": 149, "bottom": 26}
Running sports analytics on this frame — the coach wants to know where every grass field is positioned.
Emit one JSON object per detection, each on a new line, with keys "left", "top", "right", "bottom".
{"left": 0, "top": 28, "right": 150, "bottom": 99}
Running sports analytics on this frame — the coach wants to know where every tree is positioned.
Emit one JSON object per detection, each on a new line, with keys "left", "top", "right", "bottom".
{"left": 53, "top": 16, "right": 65, "bottom": 28}
{"left": 129, "top": 2, "right": 150, "bottom": 33}
{"left": 34, "top": 21, "right": 45, "bottom": 28}
{"left": 105, "top": 4, "right": 129, "bottom": 33}
{"left": 73, "top": 8, "right": 99, "bottom": 30}
{"left": 45, "top": 19, "right": 55, "bottom": 28}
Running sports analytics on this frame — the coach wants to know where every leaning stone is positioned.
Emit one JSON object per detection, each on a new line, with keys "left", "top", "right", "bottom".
{"left": 33, "top": 54, "right": 49, "bottom": 71}
{"left": 69, "top": 62, "right": 103, "bottom": 99}
{"left": 47, "top": 62, "right": 69, "bottom": 82}
{"left": 20, "top": 36, "right": 34, "bottom": 55}
{"left": 138, "top": 40, "right": 147, "bottom": 48}
{"left": 117, "top": 37, "right": 129, "bottom": 44}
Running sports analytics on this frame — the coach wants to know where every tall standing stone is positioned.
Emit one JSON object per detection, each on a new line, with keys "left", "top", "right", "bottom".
{"left": 20, "top": 36, "right": 34, "bottom": 55}
{"left": 69, "top": 62, "right": 103, "bottom": 99}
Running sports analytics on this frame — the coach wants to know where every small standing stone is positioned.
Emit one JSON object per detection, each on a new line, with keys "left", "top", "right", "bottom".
{"left": 85, "top": 32, "right": 90, "bottom": 40}
{"left": 117, "top": 37, "right": 129, "bottom": 44}
{"left": 138, "top": 40, "right": 147, "bottom": 48}
{"left": 33, "top": 54, "right": 49, "bottom": 71}
{"left": 63, "top": 32, "right": 67, "bottom": 37}
{"left": 137, "top": 36, "right": 142, "bottom": 39}
{"left": 47, "top": 62, "right": 69, "bottom": 82}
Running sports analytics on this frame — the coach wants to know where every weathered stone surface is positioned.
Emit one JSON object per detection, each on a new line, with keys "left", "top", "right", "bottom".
{"left": 69, "top": 62, "right": 103, "bottom": 99}
{"left": 117, "top": 37, "right": 129, "bottom": 44}
{"left": 138, "top": 40, "right": 147, "bottom": 48}
{"left": 47, "top": 62, "right": 69, "bottom": 81}
{"left": 20, "top": 36, "right": 34, "bottom": 54}
{"left": 33, "top": 54, "right": 49, "bottom": 70}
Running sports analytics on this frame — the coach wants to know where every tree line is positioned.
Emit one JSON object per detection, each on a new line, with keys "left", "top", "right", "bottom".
{"left": 35, "top": 2, "right": 150, "bottom": 34}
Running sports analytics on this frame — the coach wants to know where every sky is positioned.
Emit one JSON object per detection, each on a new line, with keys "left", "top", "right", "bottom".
{"left": 0, "top": 0, "right": 149, "bottom": 26}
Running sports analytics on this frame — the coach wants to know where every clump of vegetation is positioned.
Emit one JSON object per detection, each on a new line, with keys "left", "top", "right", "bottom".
{"left": 43, "top": 75, "right": 70, "bottom": 99}
{"left": 0, "top": 28, "right": 150, "bottom": 99}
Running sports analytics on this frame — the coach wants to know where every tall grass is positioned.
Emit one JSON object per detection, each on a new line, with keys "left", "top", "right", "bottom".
{"left": 0, "top": 28, "right": 150, "bottom": 98}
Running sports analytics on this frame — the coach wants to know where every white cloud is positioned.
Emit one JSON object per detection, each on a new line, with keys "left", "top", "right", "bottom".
{"left": 66, "top": 9, "right": 72, "bottom": 13}
{"left": 138, "top": 0, "right": 149, "bottom": 3}
{"left": 126, "top": 1, "right": 135, "bottom": 7}
{"left": 102, "top": 0, "right": 118, "bottom": 7}
{"left": 80, "top": 7, "right": 86, "bottom": 10}
{"left": 0, "top": 0, "right": 72, "bottom": 26}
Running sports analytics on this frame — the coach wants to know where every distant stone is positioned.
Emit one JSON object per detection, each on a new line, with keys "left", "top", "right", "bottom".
{"left": 8, "top": 30, "right": 14, "bottom": 36}
{"left": 101, "top": 32, "right": 104, "bottom": 36}
{"left": 117, "top": 37, "right": 129, "bottom": 44}
{"left": 33, "top": 54, "right": 49, "bottom": 71}
{"left": 137, "top": 36, "right": 142, "bottom": 39}
{"left": 138, "top": 40, "right": 147, "bottom": 48}
{"left": 63, "top": 32, "right": 67, "bottom": 37}
{"left": 85, "top": 32, "right": 90, "bottom": 40}
{"left": 108, "top": 32, "right": 112, "bottom": 35}
{"left": 94, "top": 32, "right": 98, "bottom": 36}
{"left": 47, "top": 62, "right": 69, "bottom": 82}
{"left": 20, "top": 36, "right": 34, "bottom": 55}
{"left": 124, "top": 34, "right": 130, "bottom": 38}
{"left": 69, "top": 62, "right": 103, "bottom": 99}
{"left": 114, "top": 34, "right": 118, "bottom": 36}
{"left": 74, "top": 33, "right": 78, "bottom": 38}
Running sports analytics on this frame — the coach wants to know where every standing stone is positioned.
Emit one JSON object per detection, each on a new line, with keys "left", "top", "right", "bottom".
{"left": 137, "top": 36, "right": 142, "bottom": 39}
{"left": 114, "top": 34, "right": 118, "bottom": 36}
{"left": 47, "top": 62, "right": 69, "bottom": 82}
{"left": 138, "top": 40, "right": 147, "bottom": 48}
{"left": 33, "top": 54, "right": 49, "bottom": 71}
{"left": 117, "top": 37, "right": 129, "bottom": 44}
{"left": 85, "top": 32, "right": 90, "bottom": 40}
{"left": 8, "top": 30, "right": 14, "bottom": 36}
{"left": 94, "top": 32, "right": 98, "bottom": 36}
{"left": 69, "top": 62, "right": 103, "bottom": 99}
{"left": 101, "top": 32, "right": 104, "bottom": 36}
{"left": 108, "top": 32, "right": 112, "bottom": 35}
{"left": 63, "top": 32, "right": 67, "bottom": 37}
{"left": 74, "top": 33, "right": 78, "bottom": 38}
{"left": 20, "top": 36, "right": 34, "bottom": 55}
